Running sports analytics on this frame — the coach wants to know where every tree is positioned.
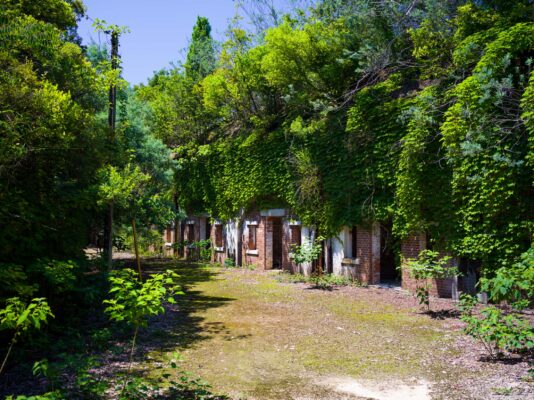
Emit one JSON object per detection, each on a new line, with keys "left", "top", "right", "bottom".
{"left": 185, "top": 16, "right": 216, "bottom": 81}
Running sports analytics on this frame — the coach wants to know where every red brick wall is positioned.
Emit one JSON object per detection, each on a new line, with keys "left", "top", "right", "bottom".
{"left": 401, "top": 233, "right": 454, "bottom": 298}
{"left": 184, "top": 216, "right": 201, "bottom": 260}
{"left": 211, "top": 222, "right": 227, "bottom": 265}
{"left": 242, "top": 212, "right": 265, "bottom": 269}
{"left": 351, "top": 224, "right": 380, "bottom": 284}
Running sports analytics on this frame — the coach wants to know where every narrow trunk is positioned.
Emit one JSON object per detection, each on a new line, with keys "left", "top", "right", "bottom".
{"left": 103, "top": 202, "right": 114, "bottom": 270}
{"left": 132, "top": 218, "right": 142, "bottom": 280}
{"left": 0, "top": 333, "right": 18, "bottom": 375}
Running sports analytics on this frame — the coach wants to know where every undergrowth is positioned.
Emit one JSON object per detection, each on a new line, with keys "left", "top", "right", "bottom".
{"left": 276, "top": 272, "right": 364, "bottom": 288}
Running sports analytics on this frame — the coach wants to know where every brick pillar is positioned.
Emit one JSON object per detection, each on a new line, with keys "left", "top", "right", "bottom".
{"left": 401, "top": 233, "right": 427, "bottom": 293}
{"left": 354, "top": 225, "right": 374, "bottom": 284}
{"left": 370, "top": 222, "right": 381, "bottom": 284}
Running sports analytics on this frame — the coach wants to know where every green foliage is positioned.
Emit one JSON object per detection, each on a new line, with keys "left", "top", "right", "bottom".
{"left": 403, "top": 250, "right": 457, "bottom": 280}
{"left": 104, "top": 269, "right": 182, "bottom": 328}
{"left": 189, "top": 239, "right": 212, "bottom": 261}
{"left": 5, "top": 392, "right": 64, "bottom": 400}
{"left": 0, "top": 264, "right": 38, "bottom": 299}
{"left": 96, "top": 163, "right": 150, "bottom": 209}
{"left": 291, "top": 235, "right": 324, "bottom": 266}
{"left": 460, "top": 294, "right": 534, "bottom": 358}
{"left": 277, "top": 272, "right": 362, "bottom": 288}
{"left": 185, "top": 16, "right": 216, "bottom": 81}
{"left": 115, "top": 360, "right": 230, "bottom": 400}
{"left": 0, "top": 297, "right": 54, "bottom": 375}
{"left": 0, "top": 297, "right": 54, "bottom": 333}
{"left": 479, "top": 247, "right": 534, "bottom": 310}
{"left": 403, "top": 250, "right": 458, "bottom": 309}
{"left": 223, "top": 258, "right": 236, "bottom": 268}
{"left": 28, "top": 259, "right": 77, "bottom": 294}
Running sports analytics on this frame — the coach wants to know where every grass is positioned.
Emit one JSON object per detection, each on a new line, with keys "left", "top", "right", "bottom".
{"left": 275, "top": 271, "right": 364, "bottom": 288}
{"left": 137, "top": 261, "right": 471, "bottom": 399}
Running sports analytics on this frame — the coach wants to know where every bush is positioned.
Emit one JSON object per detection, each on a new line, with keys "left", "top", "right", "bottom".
{"left": 276, "top": 272, "right": 362, "bottom": 288}
{"left": 223, "top": 258, "right": 235, "bottom": 268}
{"left": 460, "top": 294, "right": 534, "bottom": 358}
{"left": 291, "top": 236, "right": 324, "bottom": 269}
{"left": 403, "top": 250, "right": 459, "bottom": 310}
{"left": 0, "top": 297, "right": 54, "bottom": 375}
{"left": 190, "top": 239, "right": 212, "bottom": 261}
{"left": 479, "top": 247, "right": 534, "bottom": 310}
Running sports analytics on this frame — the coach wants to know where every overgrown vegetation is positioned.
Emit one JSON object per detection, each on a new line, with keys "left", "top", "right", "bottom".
{"left": 276, "top": 271, "right": 363, "bottom": 288}
{"left": 459, "top": 247, "right": 534, "bottom": 359}
{"left": 403, "top": 250, "right": 459, "bottom": 310}
{"left": 1, "top": 0, "right": 533, "bottom": 397}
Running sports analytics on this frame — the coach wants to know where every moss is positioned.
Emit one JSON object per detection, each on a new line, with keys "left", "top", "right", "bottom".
{"left": 143, "top": 262, "right": 467, "bottom": 397}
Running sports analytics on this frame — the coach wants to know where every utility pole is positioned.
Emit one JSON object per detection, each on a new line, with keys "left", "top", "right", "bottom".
{"left": 103, "top": 30, "right": 119, "bottom": 270}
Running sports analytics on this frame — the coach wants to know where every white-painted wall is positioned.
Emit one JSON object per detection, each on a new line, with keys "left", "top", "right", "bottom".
{"left": 225, "top": 219, "right": 239, "bottom": 259}
{"left": 332, "top": 230, "right": 345, "bottom": 276}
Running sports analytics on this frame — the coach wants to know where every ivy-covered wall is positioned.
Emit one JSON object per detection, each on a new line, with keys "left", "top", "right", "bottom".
{"left": 142, "top": 0, "right": 534, "bottom": 277}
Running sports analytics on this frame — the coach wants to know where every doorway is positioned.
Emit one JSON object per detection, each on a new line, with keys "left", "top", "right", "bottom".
{"left": 271, "top": 217, "right": 283, "bottom": 269}
{"left": 459, "top": 258, "right": 480, "bottom": 295}
{"left": 379, "top": 223, "right": 400, "bottom": 284}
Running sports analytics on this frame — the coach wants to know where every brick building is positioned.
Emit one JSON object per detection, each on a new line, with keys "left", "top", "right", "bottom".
{"left": 162, "top": 214, "right": 211, "bottom": 259}
{"left": 400, "top": 233, "right": 461, "bottom": 299}
{"left": 163, "top": 211, "right": 467, "bottom": 299}
{"left": 327, "top": 222, "right": 402, "bottom": 286}
{"left": 210, "top": 209, "right": 316, "bottom": 273}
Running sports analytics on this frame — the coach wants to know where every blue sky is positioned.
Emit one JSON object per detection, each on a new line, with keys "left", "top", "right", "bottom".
{"left": 77, "top": 0, "right": 239, "bottom": 85}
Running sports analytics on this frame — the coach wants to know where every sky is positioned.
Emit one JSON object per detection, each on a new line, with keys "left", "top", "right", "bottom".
{"left": 77, "top": 0, "right": 239, "bottom": 85}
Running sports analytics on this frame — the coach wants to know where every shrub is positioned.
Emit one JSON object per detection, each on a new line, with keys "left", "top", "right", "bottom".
{"left": 276, "top": 272, "right": 362, "bottom": 288}
{"left": 479, "top": 247, "right": 534, "bottom": 310}
{"left": 291, "top": 236, "right": 324, "bottom": 272}
{"left": 223, "top": 258, "right": 235, "bottom": 268}
{"left": 104, "top": 268, "right": 182, "bottom": 392}
{"left": 0, "top": 297, "right": 54, "bottom": 374}
{"left": 403, "top": 250, "right": 459, "bottom": 310}
{"left": 460, "top": 294, "right": 534, "bottom": 358}
{"left": 28, "top": 259, "right": 78, "bottom": 294}
{"left": 190, "top": 239, "right": 212, "bottom": 261}
{"left": 0, "top": 264, "right": 38, "bottom": 299}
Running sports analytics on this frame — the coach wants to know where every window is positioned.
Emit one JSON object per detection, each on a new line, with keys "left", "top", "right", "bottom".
{"left": 248, "top": 224, "right": 257, "bottom": 250}
{"left": 351, "top": 226, "right": 358, "bottom": 258}
{"left": 215, "top": 225, "right": 223, "bottom": 247}
{"left": 290, "top": 225, "right": 301, "bottom": 247}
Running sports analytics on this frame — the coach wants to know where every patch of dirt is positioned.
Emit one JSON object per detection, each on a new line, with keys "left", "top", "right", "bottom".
{"left": 320, "top": 376, "right": 430, "bottom": 400}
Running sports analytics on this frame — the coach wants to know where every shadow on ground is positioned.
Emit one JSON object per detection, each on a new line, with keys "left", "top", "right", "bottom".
{"left": 424, "top": 309, "right": 461, "bottom": 320}
{"left": 117, "top": 258, "right": 238, "bottom": 353}
{"left": 83, "top": 258, "right": 242, "bottom": 396}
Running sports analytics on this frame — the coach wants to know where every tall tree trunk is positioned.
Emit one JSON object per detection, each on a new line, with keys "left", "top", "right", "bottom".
{"left": 103, "top": 31, "right": 119, "bottom": 270}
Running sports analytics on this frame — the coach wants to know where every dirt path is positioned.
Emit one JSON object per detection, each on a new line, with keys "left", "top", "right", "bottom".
{"left": 138, "top": 261, "right": 532, "bottom": 400}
